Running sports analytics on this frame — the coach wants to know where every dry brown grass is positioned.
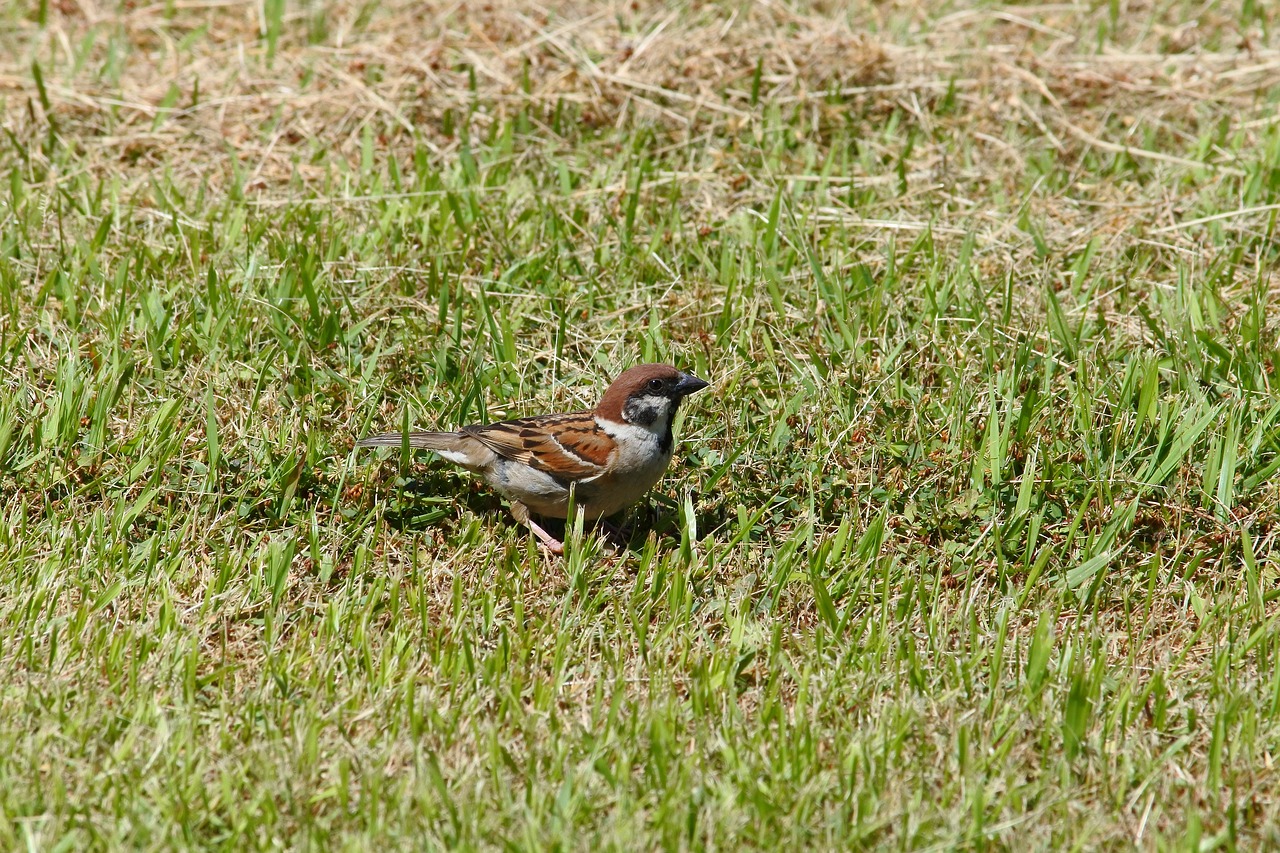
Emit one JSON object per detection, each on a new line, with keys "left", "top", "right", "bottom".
{"left": 7, "top": 1, "right": 1280, "bottom": 352}
{"left": 5, "top": 1, "right": 1278, "bottom": 242}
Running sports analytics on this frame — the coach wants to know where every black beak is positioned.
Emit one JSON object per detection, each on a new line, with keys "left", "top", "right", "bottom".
{"left": 675, "top": 372, "right": 710, "bottom": 396}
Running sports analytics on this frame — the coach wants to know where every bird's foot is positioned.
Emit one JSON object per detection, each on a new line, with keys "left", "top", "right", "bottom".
{"left": 527, "top": 517, "right": 565, "bottom": 555}
{"left": 594, "top": 517, "right": 630, "bottom": 554}
{"left": 510, "top": 501, "right": 566, "bottom": 555}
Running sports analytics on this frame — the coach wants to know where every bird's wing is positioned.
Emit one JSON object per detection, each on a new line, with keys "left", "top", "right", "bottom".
{"left": 462, "top": 412, "right": 614, "bottom": 482}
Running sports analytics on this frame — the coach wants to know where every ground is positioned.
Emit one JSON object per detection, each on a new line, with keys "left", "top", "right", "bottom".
{"left": 2, "top": 0, "right": 1280, "bottom": 848}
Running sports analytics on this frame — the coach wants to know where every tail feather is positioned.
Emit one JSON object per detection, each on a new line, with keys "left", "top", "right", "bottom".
{"left": 356, "top": 430, "right": 462, "bottom": 450}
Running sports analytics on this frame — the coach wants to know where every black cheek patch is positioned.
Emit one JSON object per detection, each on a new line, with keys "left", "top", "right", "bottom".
{"left": 623, "top": 395, "right": 666, "bottom": 426}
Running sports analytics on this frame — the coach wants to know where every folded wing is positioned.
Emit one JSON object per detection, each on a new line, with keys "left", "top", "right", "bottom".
{"left": 463, "top": 412, "right": 614, "bottom": 481}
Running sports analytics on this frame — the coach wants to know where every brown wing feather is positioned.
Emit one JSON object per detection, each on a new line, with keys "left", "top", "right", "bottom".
{"left": 462, "top": 412, "right": 615, "bottom": 480}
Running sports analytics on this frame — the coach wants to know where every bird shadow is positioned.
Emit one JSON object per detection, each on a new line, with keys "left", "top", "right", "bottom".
{"left": 626, "top": 500, "right": 730, "bottom": 545}
{"left": 590, "top": 499, "right": 730, "bottom": 554}
{"left": 376, "top": 474, "right": 501, "bottom": 533}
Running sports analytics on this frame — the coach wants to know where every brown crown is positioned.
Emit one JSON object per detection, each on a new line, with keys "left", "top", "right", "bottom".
{"left": 594, "top": 363, "right": 687, "bottom": 422}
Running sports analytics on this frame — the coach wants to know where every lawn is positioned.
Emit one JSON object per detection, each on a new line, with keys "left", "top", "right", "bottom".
{"left": 2, "top": 0, "right": 1280, "bottom": 848}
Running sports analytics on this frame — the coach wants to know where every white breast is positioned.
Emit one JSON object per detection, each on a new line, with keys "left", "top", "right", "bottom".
{"left": 582, "top": 417, "right": 674, "bottom": 517}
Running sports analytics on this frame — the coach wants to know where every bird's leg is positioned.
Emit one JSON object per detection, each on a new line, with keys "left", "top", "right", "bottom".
{"left": 509, "top": 501, "right": 564, "bottom": 555}
{"left": 527, "top": 517, "right": 565, "bottom": 555}
{"left": 595, "top": 515, "right": 630, "bottom": 550}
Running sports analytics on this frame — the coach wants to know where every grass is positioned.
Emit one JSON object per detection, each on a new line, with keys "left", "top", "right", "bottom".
{"left": 2, "top": 0, "right": 1280, "bottom": 848}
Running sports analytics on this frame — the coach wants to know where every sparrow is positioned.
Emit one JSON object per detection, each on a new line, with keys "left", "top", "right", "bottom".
{"left": 357, "top": 363, "right": 710, "bottom": 553}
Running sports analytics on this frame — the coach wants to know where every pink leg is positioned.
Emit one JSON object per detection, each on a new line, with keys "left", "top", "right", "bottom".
{"left": 526, "top": 516, "right": 565, "bottom": 555}
{"left": 510, "top": 502, "right": 564, "bottom": 554}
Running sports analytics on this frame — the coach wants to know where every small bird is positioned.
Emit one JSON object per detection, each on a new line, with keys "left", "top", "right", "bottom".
{"left": 357, "top": 363, "right": 710, "bottom": 553}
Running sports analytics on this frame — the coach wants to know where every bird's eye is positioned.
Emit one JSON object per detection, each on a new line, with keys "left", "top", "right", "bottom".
{"left": 648, "top": 378, "right": 665, "bottom": 392}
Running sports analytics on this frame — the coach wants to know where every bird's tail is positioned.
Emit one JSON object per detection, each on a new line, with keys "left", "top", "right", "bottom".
{"left": 356, "top": 430, "right": 461, "bottom": 450}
